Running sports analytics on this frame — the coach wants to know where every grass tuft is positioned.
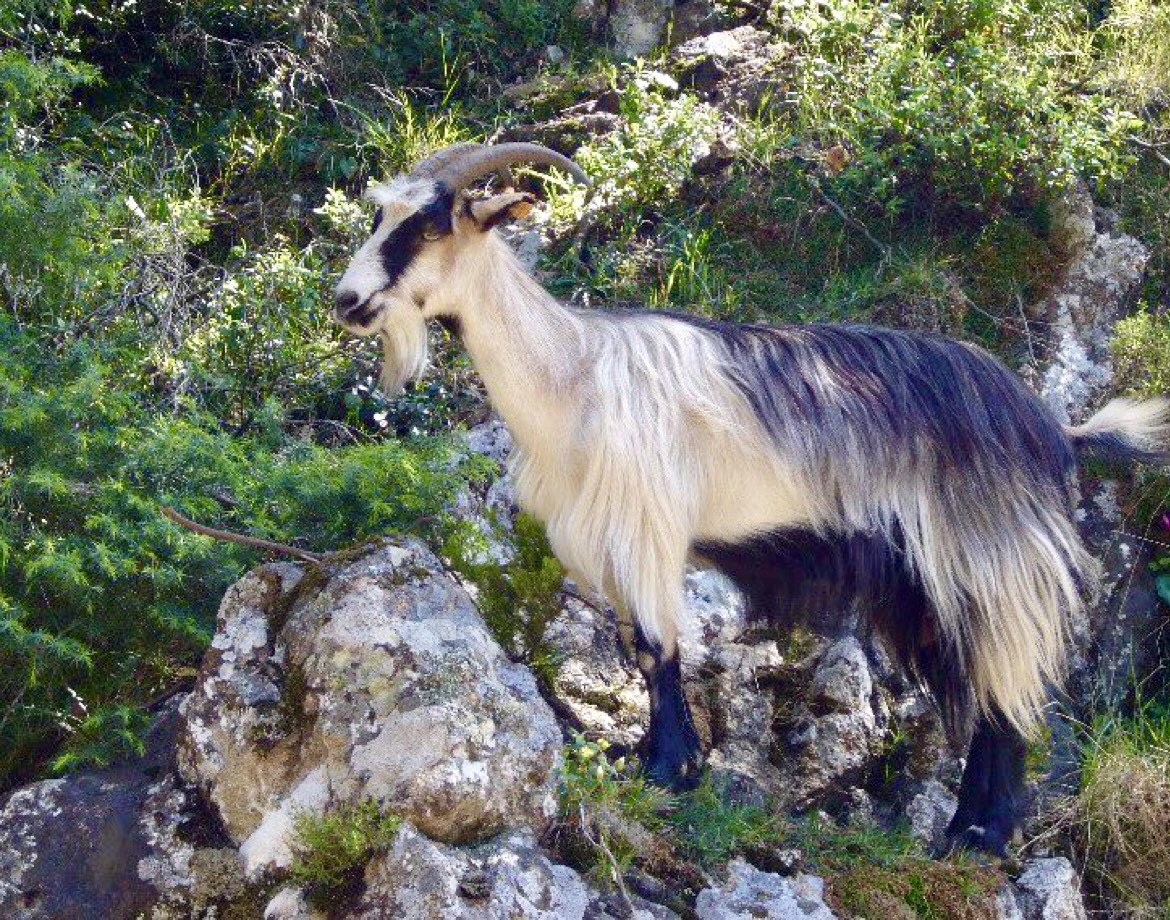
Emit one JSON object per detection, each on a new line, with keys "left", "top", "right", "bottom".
{"left": 1058, "top": 702, "right": 1170, "bottom": 916}
{"left": 289, "top": 800, "right": 402, "bottom": 896}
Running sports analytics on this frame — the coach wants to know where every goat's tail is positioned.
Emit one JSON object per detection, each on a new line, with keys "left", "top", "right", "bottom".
{"left": 1066, "top": 397, "right": 1170, "bottom": 467}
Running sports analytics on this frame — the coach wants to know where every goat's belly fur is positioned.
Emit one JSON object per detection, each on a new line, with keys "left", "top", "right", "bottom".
{"left": 692, "top": 528, "right": 973, "bottom": 739}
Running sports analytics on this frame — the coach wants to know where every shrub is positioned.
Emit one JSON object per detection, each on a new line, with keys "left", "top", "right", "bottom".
{"left": 771, "top": 0, "right": 1140, "bottom": 217}
{"left": 0, "top": 319, "right": 472, "bottom": 791}
{"left": 445, "top": 512, "right": 568, "bottom": 687}
{"left": 1062, "top": 703, "right": 1170, "bottom": 915}
{"left": 290, "top": 800, "right": 401, "bottom": 894}
{"left": 557, "top": 733, "right": 673, "bottom": 884}
{"left": 1113, "top": 306, "right": 1170, "bottom": 400}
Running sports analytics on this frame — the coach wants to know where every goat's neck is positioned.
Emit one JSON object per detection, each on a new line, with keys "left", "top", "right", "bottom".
{"left": 447, "top": 235, "right": 587, "bottom": 453}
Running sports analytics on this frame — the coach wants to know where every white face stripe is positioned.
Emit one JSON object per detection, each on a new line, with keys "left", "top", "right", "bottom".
{"left": 335, "top": 178, "right": 447, "bottom": 317}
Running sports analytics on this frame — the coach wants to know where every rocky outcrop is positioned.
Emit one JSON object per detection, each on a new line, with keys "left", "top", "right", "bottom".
{"left": 609, "top": 0, "right": 675, "bottom": 57}
{"left": 0, "top": 764, "right": 164, "bottom": 919}
{"left": 999, "top": 859, "right": 1089, "bottom": 920}
{"left": 673, "top": 27, "right": 788, "bottom": 109}
{"left": 0, "top": 698, "right": 256, "bottom": 920}
{"left": 695, "top": 858, "right": 836, "bottom": 919}
{"left": 1037, "top": 185, "right": 1149, "bottom": 425}
{"left": 177, "top": 540, "right": 563, "bottom": 879}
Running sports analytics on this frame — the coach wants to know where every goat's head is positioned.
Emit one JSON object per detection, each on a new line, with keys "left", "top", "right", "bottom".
{"left": 332, "top": 142, "right": 589, "bottom": 393}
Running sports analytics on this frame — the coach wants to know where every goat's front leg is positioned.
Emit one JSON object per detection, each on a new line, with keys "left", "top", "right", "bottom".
{"left": 631, "top": 619, "right": 703, "bottom": 791}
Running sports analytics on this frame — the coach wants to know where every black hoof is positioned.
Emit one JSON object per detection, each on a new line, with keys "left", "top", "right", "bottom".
{"left": 943, "top": 823, "right": 1009, "bottom": 858}
{"left": 642, "top": 747, "right": 703, "bottom": 792}
{"left": 637, "top": 724, "right": 703, "bottom": 792}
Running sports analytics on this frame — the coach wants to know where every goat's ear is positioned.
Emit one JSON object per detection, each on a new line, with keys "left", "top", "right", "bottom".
{"left": 466, "top": 192, "right": 537, "bottom": 231}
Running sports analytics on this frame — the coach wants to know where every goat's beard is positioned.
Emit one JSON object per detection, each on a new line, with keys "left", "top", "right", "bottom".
{"left": 377, "top": 302, "right": 430, "bottom": 396}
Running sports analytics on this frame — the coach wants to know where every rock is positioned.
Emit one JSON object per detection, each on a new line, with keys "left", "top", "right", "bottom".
{"left": 264, "top": 886, "right": 323, "bottom": 919}
{"left": 357, "top": 823, "right": 612, "bottom": 919}
{"left": 546, "top": 591, "right": 649, "bottom": 749}
{"left": 610, "top": 0, "right": 674, "bottom": 57}
{"left": 0, "top": 697, "right": 214, "bottom": 920}
{"left": 177, "top": 539, "right": 563, "bottom": 879}
{"left": 780, "top": 637, "right": 883, "bottom": 806}
{"left": 996, "top": 884, "right": 1025, "bottom": 920}
{"left": 673, "top": 26, "right": 787, "bottom": 109}
{"left": 1036, "top": 183, "right": 1148, "bottom": 425}
{"left": 695, "top": 858, "right": 836, "bottom": 919}
{"left": 808, "top": 636, "right": 872, "bottom": 714}
{"left": 670, "top": 0, "right": 729, "bottom": 44}
{"left": 0, "top": 773, "right": 162, "bottom": 919}
{"left": 1012, "top": 858, "right": 1088, "bottom": 920}
{"left": 905, "top": 780, "right": 958, "bottom": 852}
{"left": 1026, "top": 182, "right": 1160, "bottom": 795}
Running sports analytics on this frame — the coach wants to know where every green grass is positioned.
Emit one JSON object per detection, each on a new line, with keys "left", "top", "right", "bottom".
{"left": 790, "top": 816, "right": 1004, "bottom": 920}
{"left": 666, "top": 775, "right": 784, "bottom": 867}
{"left": 1062, "top": 701, "right": 1170, "bottom": 916}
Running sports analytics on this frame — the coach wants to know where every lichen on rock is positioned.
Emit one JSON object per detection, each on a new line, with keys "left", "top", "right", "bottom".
{"left": 177, "top": 539, "right": 563, "bottom": 880}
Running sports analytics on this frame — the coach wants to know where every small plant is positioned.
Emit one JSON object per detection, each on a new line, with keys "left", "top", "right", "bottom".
{"left": 558, "top": 733, "right": 673, "bottom": 885}
{"left": 289, "top": 800, "right": 401, "bottom": 894}
{"left": 48, "top": 700, "right": 152, "bottom": 773}
{"left": 1060, "top": 701, "right": 1170, "bottom": 915}
{"left": 790, "top": 816, "right": 1003, "bottom": 919}
{"left": 445, "top": 512, "right": 568, "bottom": 687}
{"left": 667, "top": 774, "right": 784, "bottom": 866}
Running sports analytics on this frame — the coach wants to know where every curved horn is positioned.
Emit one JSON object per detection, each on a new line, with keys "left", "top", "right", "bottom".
{"left": 434, "top": 142, "right": 591, "bottom": 192}
{"left": 410, "top": 142, "right": 484, "bottom": 178}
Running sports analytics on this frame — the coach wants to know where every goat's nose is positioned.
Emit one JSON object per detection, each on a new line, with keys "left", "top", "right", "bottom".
{"left": 334, "top": 290, "right": 360, "bottom": 318}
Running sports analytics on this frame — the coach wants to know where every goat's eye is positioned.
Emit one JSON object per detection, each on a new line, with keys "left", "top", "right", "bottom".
{"left": 422, "top": 227, "right": 442, "bottom": 242}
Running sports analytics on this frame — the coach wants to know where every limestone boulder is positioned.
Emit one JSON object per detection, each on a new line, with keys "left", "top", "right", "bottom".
{"left": 695, "top": 858, "right": 836, "bottom": 919}
{"left": 177, "top": 539, "right": 563, "bottom": 879}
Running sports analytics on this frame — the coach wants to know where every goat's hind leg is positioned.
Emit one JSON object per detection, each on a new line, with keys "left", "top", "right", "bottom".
{"left": 945, "top": 711, "right": 1027, "bottom": 857}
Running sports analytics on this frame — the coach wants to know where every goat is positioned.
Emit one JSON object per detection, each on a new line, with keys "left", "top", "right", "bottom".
{"left": 331, "top": 142, "right": 1170, "bottom": 855}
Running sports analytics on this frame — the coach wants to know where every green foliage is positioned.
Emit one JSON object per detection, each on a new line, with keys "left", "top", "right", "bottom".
{"left": 560, "top": 734, "right": 671, "bottom": 829}
{"left": 791, "top": 816, "right": 1003, "bottom": 919}
{"left": 1065, "top": 701, "right": 1170, "bottom": 915}
{"left": 1153, "top": 555, "right": 1170, "bottom": 608}
{"left": 1113, "top": 306, "right": 1170, "bottom": 400}
{"left": 0, "top": 320, "right": 469, "bottom": 790}
{"left": 666, "top": 775, "right": 783, "bottom": 866}
{"left": 49, "top": 703, "right": 152, "bottom": 773}
{"left": 446, "top": 512, "right": 568, "bottom": 686}
{"left": 773, "top": 0, "right": 1139, "bottom": 215}
{"left": 558, "top": 733, "right": 673, "bottom": 882}
{"left": 290, "top": 800, "right": 402, "bottom": 894}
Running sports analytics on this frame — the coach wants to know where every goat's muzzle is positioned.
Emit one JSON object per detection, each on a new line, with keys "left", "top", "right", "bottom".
{"left": 333, "top": 290, "right": 378, "bottom": 329}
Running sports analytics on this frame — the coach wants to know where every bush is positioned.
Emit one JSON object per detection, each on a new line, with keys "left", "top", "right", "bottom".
{"left": 0, "top": 319, "right": 472, "bottom": 791}
{"left": 445, "top": 512, "right": 567, "bottom": 687}
{"left": 1062, "top": 703, "right": 1170, "bottom": 915}
{"left": 772, "top": 0, "right": 1140, "bottom": 216}
{"left": 290, "top": 800, "right": 402, "bottom": 895}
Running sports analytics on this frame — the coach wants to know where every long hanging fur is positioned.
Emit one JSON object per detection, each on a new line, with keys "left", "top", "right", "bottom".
{"left": 334, "top": 178, "right": 1170, "bottom": 747}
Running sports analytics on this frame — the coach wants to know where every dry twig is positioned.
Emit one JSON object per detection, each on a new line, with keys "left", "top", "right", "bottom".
{"left": 162, "top": 506, "right": 324, "bottom": 563}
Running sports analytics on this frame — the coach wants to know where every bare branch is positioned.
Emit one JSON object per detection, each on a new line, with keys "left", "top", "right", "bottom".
{"left": 162, "top": 506, "right": 324, "bottom": 563}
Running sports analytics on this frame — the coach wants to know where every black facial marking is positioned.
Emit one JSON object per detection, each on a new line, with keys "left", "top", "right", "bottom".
{"left": 378, "top": 183, "right": 454, "bottom": 290}
{"left": 370, "top": 209, "right": 383, "bottom": 235}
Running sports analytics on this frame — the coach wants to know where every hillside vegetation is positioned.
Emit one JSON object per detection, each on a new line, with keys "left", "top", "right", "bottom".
{"left": 2, "top": 0, "right": 1169, "bottom": 912}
